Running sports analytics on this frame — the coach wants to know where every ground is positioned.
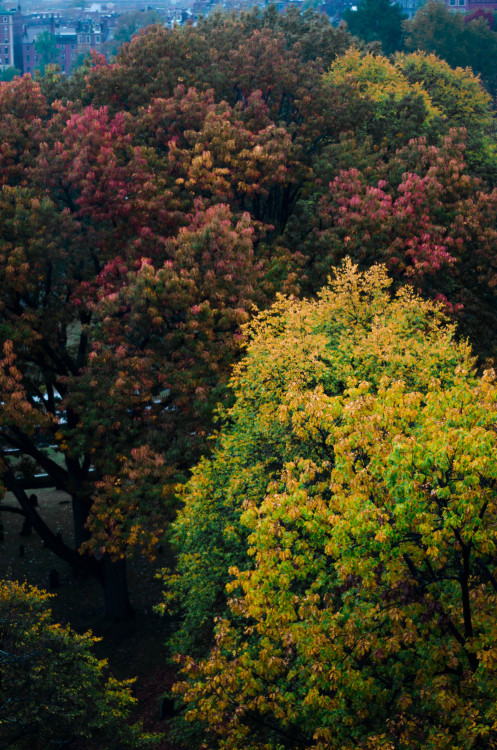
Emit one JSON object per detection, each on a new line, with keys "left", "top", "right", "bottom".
{"left": 0, "top": 487, "right": 179, "bottom": 749}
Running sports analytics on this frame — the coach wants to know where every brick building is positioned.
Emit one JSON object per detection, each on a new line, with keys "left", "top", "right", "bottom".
{"left": 0, "top": 6, "right": 23, "bottom": 72}
{"left": 445, "top": 0, "right": 497, "bottom": 11}
{"left": 0, "top": 6, "right": 112, "bottom": 76}
{"left": 21, "top": 16, "right": 109, "bottom": 76}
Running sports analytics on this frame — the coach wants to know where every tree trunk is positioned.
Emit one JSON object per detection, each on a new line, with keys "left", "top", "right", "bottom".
{"left": 72, "top": 494, "right": 91, "bottom": 551}
{"left": 71, "top": 494, "right": 94, "bottom": 578}
{"left": 3, "top": 470, "right": 103, "bottom": 582}
{"left": 102, "top": 556, "right": 134, "bottom": 623}
{"left": 4, "top": 472, "right": 134, "bottom": 621}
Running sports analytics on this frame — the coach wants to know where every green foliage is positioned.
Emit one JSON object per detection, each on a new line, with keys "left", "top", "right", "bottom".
{"left": 165, "top": 259, "right": 472, "bottom": 658}
{"left": 395, "top": 51, "right": 493, "bottom": 129}
{"left": 394, "top": 51, "right": 497, "bottom": 180}
{"left": 169, "top": 261, "right": 497, "bottom": 750}
{"left": 111, "top": 11, "right": 165, "bottom": 54}
{"left": 324, "top": 48, "right": 497, "bottom": 177}
{"left": 404, "top": 1, "right": 497, "bottom": 96}
{"left": 0, "top": 66, "right": 20, "bottom": 82}
{"left": 327, "top": 48, "right": 436, "bottom": 114}
{"left": 0, "top": 579, "right": 155, "bottom": 748}
{"left": 342, "top": 0, "right": 406, "bottom": 55}
{"left": 325, "top": 48, "right": 441, "bottom": 148}
{"left": 34, "top": 30, "right": 58, "bottom": 74}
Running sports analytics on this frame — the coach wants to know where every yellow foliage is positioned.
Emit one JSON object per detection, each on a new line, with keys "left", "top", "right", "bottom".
{"left": 170, "top": 261, "right": 497, "bottom": 750}
{"left": 325, "top": 48, "right": 440, "bottom": 120}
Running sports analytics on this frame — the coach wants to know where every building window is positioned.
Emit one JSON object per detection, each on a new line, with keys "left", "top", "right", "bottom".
{"left": 86, "top": 35, "right": 90, "bottom": 42}
{"left": 26, "top": 66, "right": 30, "bottom": 71}
{"left": 458, "top": 0, "right": 465, "bottom": 4}
{"left": 26, "top": 53, "right": 29, "bottom": 61}
{"left": 71, "top": 51, "right": 75, "bottom": 58}
{"left": 4, "top": 57, "right": 7, "bottom": 63}
{"left": 3, "top": 17, "right": 7, "bottom": 22}
{"left": 35, "top": 55, "right": 38, "bottom": 62}
{"left": 5, "top": 47, "right": 8, "bottom": 54}
{"left": 78, "top": 35, "right": 82, "bottom": 43}
{"left": 71, "top": 44, "right": 74, "bottom": 49}
{"left": 95, "top": 35, "right": 100, "bottom": 42}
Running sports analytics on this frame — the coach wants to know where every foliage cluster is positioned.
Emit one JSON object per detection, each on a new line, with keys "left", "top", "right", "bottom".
{"left": 168, "top": 262, "right": 497, "bottom": 750}
{"left": 342, "top": 0, "right": 405, "bottom": 55}
{"left": 2, "top": 10, "right": 497, "bottom": 744}
{"left": 0, "top": 1, "right": 496, "bottom": 612}
{"left": 0, "top": 579, "right": 153, "bottom": 749}
{"left": 404, "top": 1, "right": 497, "bottom": 95}
{"left": 342, "top": 0, "right": 497, "bottom": 99}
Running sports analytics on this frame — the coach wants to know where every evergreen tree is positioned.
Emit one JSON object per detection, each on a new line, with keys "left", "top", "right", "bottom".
{"left": 343, "top": 0, "right": 405, "bottom": 55}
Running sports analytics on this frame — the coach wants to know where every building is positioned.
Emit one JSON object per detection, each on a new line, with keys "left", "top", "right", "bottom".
{"left": 397, "top": 0, "right": 424, "bottom": 18}
{"left": 0, "top": 6, "right": 23, "bottom": 72}
{"left": 20, "top": 15, "right": 109, "bottom": 75}
{"left": 445, "top": 0, "right": 497, "bottom": 11}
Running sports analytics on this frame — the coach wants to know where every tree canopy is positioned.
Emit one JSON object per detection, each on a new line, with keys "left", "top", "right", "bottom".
{"left": 2, "top": 9, "right": 497, "bottom": 625}
{"left": 3, "top": 6, "right": 497, "bottom": 745}
{"left": 110, "top": 11, "right": 166, "bottom": 55}
{"left": 342, "top": 0, "right": 405, "bottom": 55}
{"left": 404, "top": 1, "right": 497, "bottom": 96}
{"left": 0, "top": 579, "right": 153, "bottom": 749}
{"left": 168, "top": 261, "right": 497, "bottom": 750}
{"left": 34, "top": 31, "right": 58, "bottom": 74}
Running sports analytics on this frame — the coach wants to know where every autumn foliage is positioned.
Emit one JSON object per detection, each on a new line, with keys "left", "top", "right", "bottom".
{"left": 0, "top": 9, "right": 361, "bottom": 621}
{"left": 2, "top": 14, "right": 497, "bottom": 747}
{"left": 169, "top": 262, "right": 497, "bottom": 750}
{"left": 0, "top": 580, "right": 153, "bottom": 748}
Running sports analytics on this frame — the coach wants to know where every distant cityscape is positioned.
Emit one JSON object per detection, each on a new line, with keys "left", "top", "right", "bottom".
{"left": 0, "top": 0, "right": 494, "bottom": 78}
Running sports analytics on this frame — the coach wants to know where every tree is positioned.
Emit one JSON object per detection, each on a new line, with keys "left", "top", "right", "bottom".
{"left": 0, "top": 579, "right": 154, "bottom": 749}
{"left": 394, "top": 51, "right": 497, "bottom": 181}
{"left": 196, "top": 4, "right": 352, "bottom": 66}
{"left": 323, "top": 49, "right": 497, "bottom": 178}
{"left": 465, "top": 8, "right": 494, "bottom": 28}
{"left": 111, "top": 11, "right": 165, "bottom": 55}
{"left": 168, "top": 261, "right": 497, "bottom": 750}
{"left": 0, "top": 75, "right": 275, "bottom": 621}
{"left": 291, "top": 129, "right": 497, "bottom": 356}
{"left": 324, "top": 48, "right": 441, "bottom": 148}
{"left": 404, "top": 1, "right": 497, "bottom": 95}
{"left": 34, "top": 30, "right": 58, "bottom": 74}
{"left": 0, "top": 66, "right": 20, "bottom": 82}
{"left": 342, "top": 0, "right": 406, "bottom": 54}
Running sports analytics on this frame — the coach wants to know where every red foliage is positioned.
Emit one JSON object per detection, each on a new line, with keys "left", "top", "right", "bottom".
{"left": 465, "top": 8, "right": 494, "bottom": 27}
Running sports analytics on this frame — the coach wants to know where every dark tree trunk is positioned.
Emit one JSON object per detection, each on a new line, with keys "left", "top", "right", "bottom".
{"left": 3, "top": 470, "right": 103, "bottom": 582}
{"left": 72, "top": 494, "right": 91, "bottom": 551}
{"left": 71, "top": 493, "right": 97, "bottom": 579}
{"left": 102, "top": 556, "right": 134, "bottom": 623}
{"left": 4, "top": 473, "right": 134, "bottom": 621}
